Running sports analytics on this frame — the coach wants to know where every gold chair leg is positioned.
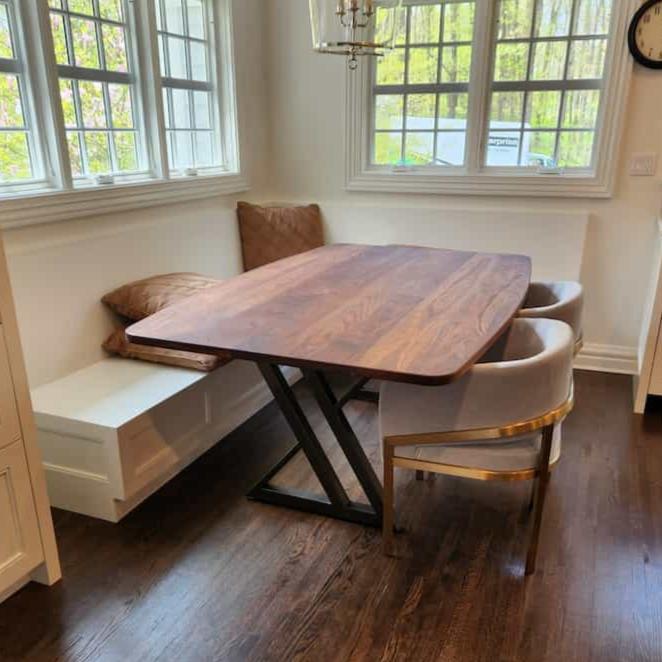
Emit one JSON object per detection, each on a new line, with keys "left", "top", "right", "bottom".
{"left": 415, "top": 470, "right": 424, "bottom": 481}
{"left": 383, "top": 443, "right": 395, "bottom": 556}
{"left": 525, "top": 425, "right": 554, "bottom": 576}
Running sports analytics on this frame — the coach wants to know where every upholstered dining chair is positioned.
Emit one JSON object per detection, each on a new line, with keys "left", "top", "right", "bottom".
{"left": 380, "top": 318, "right": 574, "bottom": 576}
{"left": 518, "top": 281, "right": 584, "bottom": 354}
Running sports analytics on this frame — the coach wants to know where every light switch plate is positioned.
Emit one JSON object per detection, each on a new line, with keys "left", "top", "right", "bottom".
{"left": 630, "top": 153, "right": 658, "bottom": 177}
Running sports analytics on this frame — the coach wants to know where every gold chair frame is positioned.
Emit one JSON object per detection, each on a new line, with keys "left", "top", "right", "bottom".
{"left": 382, "top": 392, "right": 574, "bottom": 576}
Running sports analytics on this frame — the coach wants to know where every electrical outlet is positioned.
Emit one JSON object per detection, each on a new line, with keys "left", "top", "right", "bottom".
{"left": 630, "top": 152, "right": 658, "bottom": 177}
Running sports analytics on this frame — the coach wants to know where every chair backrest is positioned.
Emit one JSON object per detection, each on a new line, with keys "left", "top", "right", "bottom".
{"left": 380, "top": 318, "right": 574, "bottom": 439}
{"left": 519, "top": 281, "right": 583, "bottom": 342}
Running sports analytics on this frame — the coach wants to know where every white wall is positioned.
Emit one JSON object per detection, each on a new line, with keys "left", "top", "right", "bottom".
{"left": 2, "top": 0, "right": 270, "bottom": 388}
{"left": 264, "top": 0, "right": 662, "bottom": 370}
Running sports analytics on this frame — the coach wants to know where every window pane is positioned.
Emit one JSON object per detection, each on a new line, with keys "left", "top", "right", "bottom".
{"left": 408, "top": 48, "right": 438, "bottom": 84}
{"left": 375, "top": 95, "right": 403, "bottom": 131}
{"left": 562, "top": 90, "right": 600, "bottom": 128}
{"left": 567, "top": 39, "right": 607, "bottom": 79}
{"left": 187, "top": 0, "right": 205, "bottom": 39}
{"left": 190, "top": 40, "right": 207, "bottom": 81}
{"left": 531, "top": 41, "right": 567, "bottom": 80}
{"left": 71, "top": 18, "right": 100, "bottom": 68}
{"left": 114, "top": 132, "right": 137, "bottom": 170}
{"left": 69, "top": 0, "right": 94, "bottom": 15}
{"left": 85, "top": 131, "right": 111, "bottom": 173}
{"left": 441, "top": 45, "right": 471, "bottom": 83}
{"left": 374, "top": 132, "right": 402, "bottom": 165}
{"left": 557, "top": 131, "right": 594, "bottom": 167}
{"left": 486, "top": 132, "right": 521, "bottom": 166}
{"left": 525, "top": 91, "right": 561, "bottom": 129}
{"left": 172, "top": 88, "right": 190, "bottom": 128}
{"left": 535, "top": 0, "right": 573, "bottom": 37}
{"left": 0, "top": 5, "right": 14, "bottom": 59}
{"left": 407, "top": 94, "right": 435, "bottom": 130}
{"left": 497, "top": 0, "right": 534, "bottom": 39}
{"left": 67, "top": 131, "right": 83, "bottom": 176}
{"left": 523, "top": 132, "right": 556, "bottom": 167}
{"left": 438, "top": 93, "right": 468, "bottom": 125}
{"left": 174, "top": 131, "right": 193, "bottom": 168}
{"left": 494, "top": 43, "right": 528, "bottom": 81}
{"left": 194, "top": 131, "right": 213, "bottom": 166}
{"left": 0, "top": 74, "right": 24, "bottom": 127}
{"left": 59, "top": 79, "right": 77, "bottom": 127}
{"left": 490, "top": 91, "right": 524, "bottom": 128}
{"left": 50, "top": 13, "right": 70, "bottom": 65}
{"left": 193, "top": 91, "right": 210, "bottom": 129}
{"left": 102, "top": 24, "right": 128, "bottom": 73}
{"left": 409, "top": 4, "right": 440, "bottom": 44}
{"left": 0, "top": 132, "right": 31, "bottom": 181}
{"left": 404, "top": 132, "right": 434, "bottom": 165}
{"left": 575, "top": 0, "right": 611, "bottom": 35}
{"left": 167, "top": 36, "right": 187, "bottom": 78}
{"left": 109, "top": 84, "right": 133, "bottom": 128}
{"left": 436, "top": 132, "right": 465, "bottom": 166}
{"left": 79, "top": 80, "right": 107, "bottom": 128}
{"left": 163, "top": 0, "right": 185, "bottom": 34}
{"left": 376, "top": 48, "right": 405, "bottom": 85}
{"left": 99, "top": 0, "right": 123, "bottom": 22}
{"left": 443, "top": 2, "right": 475, "bottom": 43}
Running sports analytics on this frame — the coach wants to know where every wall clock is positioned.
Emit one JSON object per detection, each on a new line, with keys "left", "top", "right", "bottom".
{"left": 629, "top": 0, "right": 662, "bottom": 69}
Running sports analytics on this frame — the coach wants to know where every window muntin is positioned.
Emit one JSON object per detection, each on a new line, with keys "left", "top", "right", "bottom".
{"left": 0, "top": 1, "right": 42, "bottom": 185}
{"left": 372, "top": 1, "right": 476, "bottom": 167}
{"left": 369, "top": 0, "right": 615, "bottom": 175}
{"left": 49, "top": 0, "right": 143, "bottom": 181}
{"left": 487, "top": 0, "right": 613, "bottom": 170}
{"left": 157, "top": 0, "right": 218, "bottom": 173}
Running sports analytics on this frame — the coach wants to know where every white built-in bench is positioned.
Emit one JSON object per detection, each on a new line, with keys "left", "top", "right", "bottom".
{"left": 32, "top": 357, "right": 299, "bottom": 522}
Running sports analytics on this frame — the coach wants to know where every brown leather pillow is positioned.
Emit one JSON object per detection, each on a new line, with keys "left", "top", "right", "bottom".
{"left": 103, "top": 328, "right": 228, "bottom": 372}
{"left": 102, "top": 272, "right": 222, "bottom": 321}
{"left": 237, "top": 202, "right": 324, "bottom": 271}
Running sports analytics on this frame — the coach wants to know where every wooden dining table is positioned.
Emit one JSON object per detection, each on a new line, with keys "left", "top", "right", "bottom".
{"left": 127, "top": 244, "right": 531, "bottom": 527}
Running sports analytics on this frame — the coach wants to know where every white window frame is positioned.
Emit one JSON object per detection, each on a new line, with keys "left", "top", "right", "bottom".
{"left": 346, "top": 0, "right": 637, "bottom": 198}
{"left": 0, "top": 0, "right": 245, "bottom": 229}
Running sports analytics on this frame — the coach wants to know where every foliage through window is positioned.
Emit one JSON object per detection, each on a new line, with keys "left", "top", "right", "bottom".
{"left": 371, "top": 0, "right": 616, "bottom": 174}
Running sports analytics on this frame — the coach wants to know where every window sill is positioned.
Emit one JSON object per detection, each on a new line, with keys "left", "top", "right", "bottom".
{"left": 345, "top": 168, "right": 614, "bottom": 199}
{"left": 0, "top": 172, "right": 249, "bottom": 230}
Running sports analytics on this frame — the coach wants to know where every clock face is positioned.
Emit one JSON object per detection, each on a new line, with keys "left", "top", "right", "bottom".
{"left": 630, "top": 0, "right": 662, "bottom": 68}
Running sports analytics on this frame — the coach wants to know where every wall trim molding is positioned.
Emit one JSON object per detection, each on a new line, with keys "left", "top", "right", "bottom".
{"left": 575, "top": 343, "right": 638, "bottom": 375}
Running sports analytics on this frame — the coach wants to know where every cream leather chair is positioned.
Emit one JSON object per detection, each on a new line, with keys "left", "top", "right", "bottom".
{"left": 380, "top": 318, "right": 574, "bottom": 576}
{"left": 518, "top": 281, "right": 584, "bottom": 354}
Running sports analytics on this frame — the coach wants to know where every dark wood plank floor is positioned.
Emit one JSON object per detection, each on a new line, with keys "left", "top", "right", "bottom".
{"left": 1, "top": 370, "right": 661, "bottom": 662}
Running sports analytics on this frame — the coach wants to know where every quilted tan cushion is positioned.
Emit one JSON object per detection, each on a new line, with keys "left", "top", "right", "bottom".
{"left": 102, "top": 272, "right": 222, "bottom": 321}
{"left": 103, "top": 328, "right": 228, "bottom": 372}
{"left": 237, "top": 201, "right": 324, "bottom": 271}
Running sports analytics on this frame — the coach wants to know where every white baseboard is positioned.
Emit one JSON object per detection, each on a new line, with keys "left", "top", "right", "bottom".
{"left": 574, "top": 343, "right": 638, "bottom": 375}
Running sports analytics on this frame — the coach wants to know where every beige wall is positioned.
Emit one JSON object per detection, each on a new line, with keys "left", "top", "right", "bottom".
{"left": 264, "top": 0, "right": 662, "bottom": 362}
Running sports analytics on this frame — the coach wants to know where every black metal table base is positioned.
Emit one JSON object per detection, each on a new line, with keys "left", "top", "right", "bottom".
{"left": 247, "top": 364, "right": 383, "bottom": 528}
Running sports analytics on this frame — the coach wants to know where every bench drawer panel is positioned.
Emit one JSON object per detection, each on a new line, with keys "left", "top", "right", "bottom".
{"left": 118, "top": 383, "right": 209, "bottom": 498}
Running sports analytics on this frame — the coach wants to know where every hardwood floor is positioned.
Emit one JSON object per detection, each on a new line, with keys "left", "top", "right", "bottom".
{"left": 1, "top": 370, "right": 661, "bottom": 662}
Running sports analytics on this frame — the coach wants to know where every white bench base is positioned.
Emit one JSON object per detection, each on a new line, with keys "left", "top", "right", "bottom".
{"left": 32, "top": 358, "right": 300, "bottom": 522}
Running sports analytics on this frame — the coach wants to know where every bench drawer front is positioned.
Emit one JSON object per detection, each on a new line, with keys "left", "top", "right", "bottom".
{"left": 0, "top": 440, "right": 43, "bottom": 591}
{"left": 0, "top": 327, "right": 20, "bottom": 451}
{"left": 118, "top": 383, "right": 209, "bottom": 498}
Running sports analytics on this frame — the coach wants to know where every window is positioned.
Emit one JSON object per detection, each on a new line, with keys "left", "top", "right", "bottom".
{"left": 350, "top": 0, "right": 633, "bottom": 197}
{"left": 157, "top": 0, "right": 218, "bottom": 174}
{"left": 50, "top": 0, "right": 142, "bottom": 181}
{"left": 0, "top": 0, "right": 243, "bottom": 221}
{"left": 0, "top": 1, "right": 42, "bottom": 187}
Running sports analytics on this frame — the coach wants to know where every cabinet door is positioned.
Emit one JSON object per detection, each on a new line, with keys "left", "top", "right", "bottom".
{"left": 0, "top": 440, "right": 43, "bottom": 594}
{"left": 0, "top": 326, "right": 20, "bottom": 451}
